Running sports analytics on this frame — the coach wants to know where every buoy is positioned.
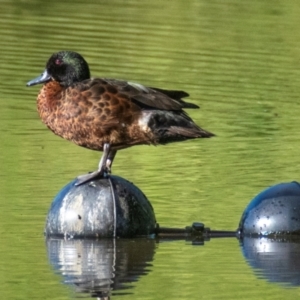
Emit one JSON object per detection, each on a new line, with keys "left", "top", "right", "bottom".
{"left": 238, "top": 181, "right": 300, "bottom": 237}
{"left": 44, "top": 175, "right": 157, "bottom": 238}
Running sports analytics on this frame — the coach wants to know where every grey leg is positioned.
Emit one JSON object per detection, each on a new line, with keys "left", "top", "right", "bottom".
{"left": 75, "top": 143, "right": 112, "bottom": 186}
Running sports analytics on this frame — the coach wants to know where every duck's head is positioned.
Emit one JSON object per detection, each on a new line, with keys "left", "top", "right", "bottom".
{"left": 26, "top": 51, "right": 90, "bottom": 87}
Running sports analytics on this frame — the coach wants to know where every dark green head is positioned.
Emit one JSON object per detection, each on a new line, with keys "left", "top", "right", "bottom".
{"left": 26, "top": 51, "right": 90, "bottom": 87}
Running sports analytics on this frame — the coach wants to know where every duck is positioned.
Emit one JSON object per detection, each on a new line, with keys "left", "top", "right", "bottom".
{"left": 27, "top": 51, "right": 214, "bottom": 185}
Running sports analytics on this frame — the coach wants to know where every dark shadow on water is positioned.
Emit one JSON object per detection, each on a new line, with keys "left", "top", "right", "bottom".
{"left": 46, "top": 238, "right": 156, "bottom": 299}
{"left": 240, "top": 236, "right": 300, "bottom": 287}
{"left": 46, "top": 224, "right": 237, "bottom": 299}
{"left": 47, "top": 229, "right": 300, "bottom": 298}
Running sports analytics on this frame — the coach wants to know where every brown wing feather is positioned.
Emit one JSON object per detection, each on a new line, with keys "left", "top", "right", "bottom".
{"left": 102, "top": 78, "right": 198, "bottom": 111}
{"left": 78, "top": 78, "right": 139, "bottom": 130}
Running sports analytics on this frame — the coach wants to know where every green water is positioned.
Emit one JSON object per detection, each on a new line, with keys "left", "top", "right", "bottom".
{"left": 1, "top": 0, "right": 300, "bottom": 299}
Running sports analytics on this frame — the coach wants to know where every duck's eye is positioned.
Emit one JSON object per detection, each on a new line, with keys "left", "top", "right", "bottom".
{"left": 55, "top": 59, "right": 62, "bottom": 65}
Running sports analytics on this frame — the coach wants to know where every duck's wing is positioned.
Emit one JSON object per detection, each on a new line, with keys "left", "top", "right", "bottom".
{"left": 103, "top": 78, "right": 199, "bottom": 111}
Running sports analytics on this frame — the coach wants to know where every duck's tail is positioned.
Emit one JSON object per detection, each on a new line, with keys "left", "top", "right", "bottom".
{"left": 146, "top": 110, "right": 214, "bottom": 144}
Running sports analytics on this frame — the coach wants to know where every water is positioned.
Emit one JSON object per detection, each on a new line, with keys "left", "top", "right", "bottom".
{"left": 1, "top": 0, "right": 300, "bottom": 299}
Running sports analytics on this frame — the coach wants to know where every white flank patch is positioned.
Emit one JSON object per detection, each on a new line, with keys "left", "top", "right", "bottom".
{"left": 138, "top": 111, "right": 151, "bottom": 132}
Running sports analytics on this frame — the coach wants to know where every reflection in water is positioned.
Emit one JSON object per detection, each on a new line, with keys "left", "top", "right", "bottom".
{"left": 47, "top": 234, "right": 300, "bottom": 298}
{"left": 240, "top": 237, "right": 300, "bottom": 287}
{"left": 46, "top": 238, "right": 156, "bottom": 299}
{"left": 46, "top": 231, "right": 237, "bottom": 299}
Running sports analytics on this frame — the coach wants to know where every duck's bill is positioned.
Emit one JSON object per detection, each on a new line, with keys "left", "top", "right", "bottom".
{"left": 26, "top": 70, "right": 51, "bottom": 86}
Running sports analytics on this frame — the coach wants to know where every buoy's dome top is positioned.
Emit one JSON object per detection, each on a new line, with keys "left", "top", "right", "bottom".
{"left": 45, "top": 175, "right": 157, "bottom": 239}
{"left": 238, "top": 181, "right": 300, "bottom": 237}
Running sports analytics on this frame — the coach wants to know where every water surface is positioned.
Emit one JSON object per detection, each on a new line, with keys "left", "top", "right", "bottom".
{"left": 1, "top": 0, "right": 300, "bottom": 299}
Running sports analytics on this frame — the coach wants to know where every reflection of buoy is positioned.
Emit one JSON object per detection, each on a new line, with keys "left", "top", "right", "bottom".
{"left": 238, "top": 181, "right": 300, "bottom": 237}
{"left": 46, "top": 238, "right": 156, "bottom": 297}
{"left": 240, "top": 236, "right": 300, "bottom": 286}
{"left": 44, "top": 175, "right": 157, "bottom": 238}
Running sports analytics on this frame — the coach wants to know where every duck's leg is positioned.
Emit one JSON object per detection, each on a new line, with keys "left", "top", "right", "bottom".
{"left": 106, "top": 149, "right": 117, "bottom": 173}
{"left": 75, "top": 143, "right": 112, "bottom": 186}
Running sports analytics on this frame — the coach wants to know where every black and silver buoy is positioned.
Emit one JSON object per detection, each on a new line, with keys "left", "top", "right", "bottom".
{"left": 238, "top": 181, "right": 300, "bottom": 237}
{"left": 45, "top": 175, "right": 157, "bottom": 238}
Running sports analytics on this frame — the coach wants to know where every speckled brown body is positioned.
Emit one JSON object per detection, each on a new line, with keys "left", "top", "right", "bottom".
{"left": 37, "top": 79, "right": 156, "bottom": 151}
{"left": 37, "top": 77, "right": 213, "bottom": 153}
